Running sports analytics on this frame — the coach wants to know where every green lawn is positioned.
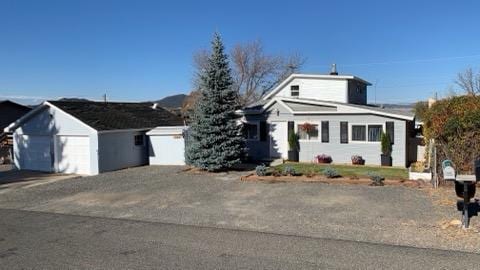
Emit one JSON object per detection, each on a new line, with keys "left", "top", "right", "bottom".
{"left": 274, "top": 162, "right": 408, "bottom": 180}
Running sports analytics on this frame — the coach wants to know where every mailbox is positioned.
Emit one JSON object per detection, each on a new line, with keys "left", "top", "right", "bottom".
{"left": 442, "top": 160, "right": 456, "bottom": 181}
{"left": 455, "top": 181, "right": 476, "bottom": 199}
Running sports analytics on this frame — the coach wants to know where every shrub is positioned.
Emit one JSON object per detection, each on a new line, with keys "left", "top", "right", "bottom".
{"left": 351, "top": 155, "right": 365, "bottom": 165}
{"left": 322, "top": 167, "right": 340, "bottom": 178}
{"left": 410, "top": 161, "right": 427, "bottom": 173}
{"left": 283, "top": 165, "right": 297, "bottom": 176}
{"left": 315, "top": 154, "right": 332, "bottom": 164}
{"left": 288, "top": 132, "right": 299, "bottom": 151}
{"left": 271, "top": 169, "right": 282, "bottom": 177}
{"left": 368, "top": 172, "right": 385, "bottom": 186}
{"left": 255, "top": 164, "right": 268, "bottom": 176}
{"left": 423, "top": 95, "right": 480, "bottom": 174}
{"left": 381, "top": 132, "right": 392, "bottom": 156}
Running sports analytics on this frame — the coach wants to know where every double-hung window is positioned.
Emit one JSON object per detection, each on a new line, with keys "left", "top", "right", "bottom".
{"left": 351, "top": 125, "right": 366, "bottom": 141}
{"left": 351, "top": 124, "right": 383, "bottom": 142}
{"left": 367, "top": 125, "right": 383, "bottom": 142}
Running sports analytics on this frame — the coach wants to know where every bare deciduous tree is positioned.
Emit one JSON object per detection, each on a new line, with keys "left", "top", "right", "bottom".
{"left": 190, "top": 39, "right": 306, "bottom": 107}
{"left": 456, "top": 67, "right": 480, "bottom": 96}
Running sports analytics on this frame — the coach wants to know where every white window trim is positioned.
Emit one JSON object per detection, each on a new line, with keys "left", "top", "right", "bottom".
{"left": 242, "top": 121, "right": 260, "bottom": 141}
{"left": 295, "top": 121, "right": 320, "bottom": 142}
{"left": 349, "top": 123, "right": 385, "bottom": 144}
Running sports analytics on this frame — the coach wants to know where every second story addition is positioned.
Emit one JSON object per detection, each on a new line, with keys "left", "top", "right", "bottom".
{"left": 262, "top": 65, "right": 371, "bottom": 105}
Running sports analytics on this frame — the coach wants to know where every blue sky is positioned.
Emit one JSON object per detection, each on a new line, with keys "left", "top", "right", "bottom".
{"left": 1, "top": 0, "right": 480, "bottom": 105}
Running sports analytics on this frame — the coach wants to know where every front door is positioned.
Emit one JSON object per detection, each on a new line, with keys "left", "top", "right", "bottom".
{"left": 269, "top": 122, "right": 288, "bottom": 159}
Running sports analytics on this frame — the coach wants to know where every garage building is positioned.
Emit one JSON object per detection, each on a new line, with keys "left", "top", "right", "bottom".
{"left": 5, "top": 100, "right": 185, "bottom": 175}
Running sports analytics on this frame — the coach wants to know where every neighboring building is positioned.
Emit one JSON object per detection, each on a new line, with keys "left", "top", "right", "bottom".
{"left": 5, "top": 100, "right": 185, "bottom": 175}
{"left": 0, "top": 100, "right": 32, "bottom": 163}
{"left": 239, "top": 69, "right": 417, "bottom": 167}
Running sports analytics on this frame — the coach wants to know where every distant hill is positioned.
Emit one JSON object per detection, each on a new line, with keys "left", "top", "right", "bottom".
{"left": 58, "top": 98, "right": 92, "bottom": 102}
{"left": 154, "top": 94, "right": 187, "bottom": 108}
{"left": 377, "top": 103, "right": 415, "bottom": 112}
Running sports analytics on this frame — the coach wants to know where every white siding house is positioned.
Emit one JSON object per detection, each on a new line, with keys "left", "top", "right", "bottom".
{"left": 240, "top": 72, "right": 417, "bottom": 167}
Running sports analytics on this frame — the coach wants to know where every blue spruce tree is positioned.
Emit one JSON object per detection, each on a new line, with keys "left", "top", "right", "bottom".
{"left": 185, "top": 33, "right": 245, "bottom": 171}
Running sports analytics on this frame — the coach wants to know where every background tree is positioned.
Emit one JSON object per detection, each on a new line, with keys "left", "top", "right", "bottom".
{"left": 184, "top": 33, "right": 244, "bottom": 171}
{"left": 456, "top": 67, "right": 480, "bottom": 96}
{"left": 412, "top": 101, "right": 428, "bottom": 121}
{"left": 188, "top": 39, "right": 305, "bottom": 108}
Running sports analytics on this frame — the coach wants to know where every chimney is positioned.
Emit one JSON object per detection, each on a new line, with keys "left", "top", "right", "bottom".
{"left": 152, "top": 103, "right": 159, "bottom": 110}
{"left": 329, "top": 63, "right": 338, "bottom": 75}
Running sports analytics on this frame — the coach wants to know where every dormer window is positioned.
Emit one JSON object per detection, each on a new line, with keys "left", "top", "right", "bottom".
{"left": 291, "top": 85, "right": 299, "bottom": 97}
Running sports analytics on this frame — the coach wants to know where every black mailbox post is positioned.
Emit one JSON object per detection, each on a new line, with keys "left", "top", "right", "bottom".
{"left": 444, "top": 159, "right": 478, "bottom": 229}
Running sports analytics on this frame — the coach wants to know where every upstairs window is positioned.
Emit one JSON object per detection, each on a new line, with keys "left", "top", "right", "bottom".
{"left": 134, "top": 135, "right": 144, "bottom": 146}
{"left": 290, "top": 85, "right": 299, "bottom": 97}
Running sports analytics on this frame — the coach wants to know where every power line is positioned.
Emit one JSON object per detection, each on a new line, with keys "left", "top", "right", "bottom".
{"left": 305, "top": 53, "right": 480, "bottom": 69}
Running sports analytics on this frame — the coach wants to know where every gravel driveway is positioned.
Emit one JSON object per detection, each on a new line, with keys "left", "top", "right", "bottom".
{"left": 0, "top": 165, "right": 478, "bottom": 253}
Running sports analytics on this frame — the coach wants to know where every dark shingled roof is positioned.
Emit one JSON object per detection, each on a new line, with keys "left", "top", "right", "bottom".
{"left": 48, "top": 101, "right": 184, "bottom": 131}
{"left": 0, "top": 100, "right": 31, "bottom": 130}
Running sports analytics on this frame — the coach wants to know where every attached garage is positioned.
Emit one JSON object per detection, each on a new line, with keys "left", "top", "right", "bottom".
{"left": 147, "top": 126, "right": 186, "bottom": 165}
{"left": 6, "top": 100, "right": 185, "bottom": 175}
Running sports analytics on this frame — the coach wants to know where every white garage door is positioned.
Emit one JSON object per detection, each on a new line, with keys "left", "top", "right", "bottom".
{"left": 149, "top": 135, "right": 185, "bottom": 165}
{"left": 15, "top": 135, "right": 52, "bottom": 172}
{"left": 55, "top": 136, "right": 91, "bottom": 175}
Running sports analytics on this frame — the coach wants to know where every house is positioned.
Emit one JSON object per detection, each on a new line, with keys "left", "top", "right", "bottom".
{"left": 5, "top": 100, "right": 185, "bottom": 175}
{"left": 239, "top": 68, "right": 417, "bottom": 167}
{"left": 0, "top": 100, "right": 32, "bottom": 163}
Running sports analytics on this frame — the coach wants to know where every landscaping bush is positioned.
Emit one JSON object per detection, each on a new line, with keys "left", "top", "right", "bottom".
{"left": 368, "top": 171, "right": 385, "bottom": 186}
{"left": 255, "top": 164, "right": 268, "bottom": 176}
{"left": 351, "top": 155, "right": 365, "bottom": 165}
{"left": 322, "top": 167, "right": 340, "bottom": 178}
{"left": 423, "top": 95, "right": 480, "bottom": 174}
{"left": 271, "top": 169, "right": 282, "bottom": 177}
{"left": 381, "top": 132, "right": 392, "bottom": 156}
{"left": 283, "top": 165, "right": 297, "bottom": 176}
{"left": 410, "top": 161, "right": 428, "bottom": 173}
{"left": 315, "top": 154, "right": 332, "bottom": 164}
{"left": 288, "top": 132, "right": 299, "bottom": 151}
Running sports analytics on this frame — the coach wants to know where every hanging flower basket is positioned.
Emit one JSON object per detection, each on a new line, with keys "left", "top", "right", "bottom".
{"left": 299, "top": 123, "right": 315, "bottom": 133}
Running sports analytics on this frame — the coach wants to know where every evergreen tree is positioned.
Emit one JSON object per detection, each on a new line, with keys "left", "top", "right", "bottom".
{"left": 185, "top": 33, "right": 245, "bottom": 171}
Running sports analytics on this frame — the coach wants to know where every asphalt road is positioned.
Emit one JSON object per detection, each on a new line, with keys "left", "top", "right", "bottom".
{"left": 1, "top": 209, "right": 479, "bottom": 270}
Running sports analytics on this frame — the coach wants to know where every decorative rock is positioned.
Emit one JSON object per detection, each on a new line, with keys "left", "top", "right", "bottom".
{"left": 449, "top": 219, "right": 462, "bottom": 226}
